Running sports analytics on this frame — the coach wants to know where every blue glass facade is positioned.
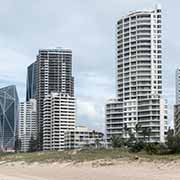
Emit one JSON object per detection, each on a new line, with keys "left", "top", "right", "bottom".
{"left": 26, "top": 62, "right": 37, "bottom": 101}
{"left": 0, "top": 85, "right": 19, "bottom": 150}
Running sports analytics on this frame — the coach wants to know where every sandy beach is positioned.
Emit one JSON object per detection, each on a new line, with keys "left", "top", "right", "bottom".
{"left": 0, "top": 160, "right": 180, "bottom": 180}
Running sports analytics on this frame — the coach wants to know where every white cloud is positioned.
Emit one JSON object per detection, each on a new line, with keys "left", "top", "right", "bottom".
{"left": 77, "top": 98, "right": 105, "bottom": 132}
{"left": 77, "top": 99, "right": 98, "bottom": 119}
{"left": 0, "top": 0, "right": 177, "bottom": 131}
{"left": 0, "top": 47, "right": 31, "bottom": 100}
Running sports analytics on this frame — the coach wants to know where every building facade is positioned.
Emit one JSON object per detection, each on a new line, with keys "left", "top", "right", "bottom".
{"left": 27, "top": 48, "right": 74, "bottom": 149}
{"left": 175, "top": 68, "right": 180, "bottom": 104}
{"left": 19, "top": 99, "right": 37, "bottom": 152}
{"left": 174, "top": 104, "right": 180, "bottom": 135}
{"left": 43, "top": 93, "right": 75, "bottom": 150}
{"left": 64, "top": 126, "right": 104, "bottom": 149}
{"left": 26, "top": 61, "right": 38, "bottom": 102}
{"left": 106, "top": 5, "right": 168, "bottom": 143}
{"left": 0, "top": 85, "right": 19, "bottom": 151}
{"left": 174, "top": 68, "right": 180, "bottom": 134}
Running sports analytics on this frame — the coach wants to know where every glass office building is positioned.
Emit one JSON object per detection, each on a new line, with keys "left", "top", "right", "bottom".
{"left": 0, "top": 85, "right": 19, "bottom": 151}
{"left": 26, "top": 62, "right": 38, "bottom": 102}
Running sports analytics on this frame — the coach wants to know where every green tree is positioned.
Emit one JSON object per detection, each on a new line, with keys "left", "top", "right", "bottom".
{"left": 124, "top": 123, "right": 128, "bottom": 139}
{"left": 141, "top": 127, "right": 151, "bottom": 142}
{"left": 28, "top": 136, "right": 38, "bottom": 152}
{"left": 166, "top": 128, "right": 180, "bottom": 153}
{"left": 110, "top": 135, "right": 124, "bottom": 148}
{"left": 134, "top": 123, "right": 142, "bottom": 140}
{"left": 126, "top": 129, "right": 136, "bottom": 147}
{"left": 15, "top": 138, "right": 21, "bottom": 152}
{"left": 95, "top": 138, "right": 100, "bottom": 149}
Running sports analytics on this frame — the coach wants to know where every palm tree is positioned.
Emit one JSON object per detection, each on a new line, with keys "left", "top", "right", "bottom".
{"left": 147, "top": 127, "right": 152, "bottom": 142}
{"left": 124, "top": 123, "right": 128, "bottom": 138}
{"left": 134, "top": 122, "right": 142, "bottom": 140}
{"left": 110, "top": 135, "right": 123, "bottom": 148}
{"left": 95, "top": 138, "right": 100, "bottom": 149}
{"left": 92, "top": 130, "right": 97, "bottom": 148}
{"left": 141, "top": 127, "right": 151, "bottom": 142}
{"left": 127, "top": 128, "right": 136, "bottom": 146}
{"left": 15, "top": 137, "right": 21, "bottom": 152}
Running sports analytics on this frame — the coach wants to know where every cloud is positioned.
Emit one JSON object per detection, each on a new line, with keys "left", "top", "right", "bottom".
{"left": 0, "top": 0, "right": 177, "bottom": 132}
{"left": 76, "top": 72, "right": 114, "bottom": 131}
{"left": 0, "top": 47, "right": 32, "bottom": 100}
{"left": 77, "top": 98, "right": 105, "bottom": 131}
{"left": 77, "top": 99, "right": 98, "bottom": 120}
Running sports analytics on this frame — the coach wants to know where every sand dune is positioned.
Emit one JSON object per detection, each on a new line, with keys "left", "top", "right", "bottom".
{"left": 0, "top": 160, "right": 180, "bottom": 180}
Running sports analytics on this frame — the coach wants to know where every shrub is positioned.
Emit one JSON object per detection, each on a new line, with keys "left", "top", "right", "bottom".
{"left": 144, "top": 143, "right": 159, "bottom": 155}
{"left": 144, "top": 143, "right": 170, "bottom": 155}
{"left": 166, "top": 134, "right": 180, "bottom": 153}
{"left": 129, "top": 141, "right": 145, "bottom": 153}
{"left": 111, "top": 135, "right": 125, "bottom": 148}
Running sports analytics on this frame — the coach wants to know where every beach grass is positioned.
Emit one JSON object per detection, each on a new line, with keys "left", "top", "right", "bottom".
{"left": 0, "top": 149, "right": 180, "bottom": 164}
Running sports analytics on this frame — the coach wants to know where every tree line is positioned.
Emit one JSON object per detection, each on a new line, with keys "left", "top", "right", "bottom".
{"left": 110, "top": 123, "right": 180, "bottom": 155}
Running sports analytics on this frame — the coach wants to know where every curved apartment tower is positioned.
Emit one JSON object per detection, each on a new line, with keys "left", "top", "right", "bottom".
{"left": 106, "top": 5, "right": 168, "bottom": 143}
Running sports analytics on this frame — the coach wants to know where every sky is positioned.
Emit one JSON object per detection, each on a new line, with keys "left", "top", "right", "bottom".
{"left": 0, "top": 0, "right": 178, "bottom": 132}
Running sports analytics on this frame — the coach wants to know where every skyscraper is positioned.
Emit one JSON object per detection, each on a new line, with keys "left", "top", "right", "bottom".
{"left": 26, "top": 61, "right": 38, "bottom": 102}
{"left": 19, "top": 99, "right": 37, "bottom": 152}
{"left": 27, "top": 47, "right": 74, "bottom": 149}
{"left": 174, "top": 68, "right": 180, "bottom": 134}
{"left": 175, "top": 68, "right": 180, "bottom": 104}
{"left": 106, "top": 5, "right": 168, "bottom": 143}
{"left": 0, "top": 85, "right": 19, "bottom": 151}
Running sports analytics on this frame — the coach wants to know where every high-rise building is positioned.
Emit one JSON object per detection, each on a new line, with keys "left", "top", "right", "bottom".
{"left": 0, "top": 85, "right": 19, "bottom": 151}
{"left": 26, "top": 61, "right": 38, "bottom": 102}
{"left": 19, "top": 99, "right": 37, "bottom": 152}
{"left": 106, "top": 5, "right": 168, "bottom": 143}
{"left": 27, "top": 48, "right": 74, "bottom": 149}
{"left": 174, "top": 104, "right": 180, "bottom": 134}
{"left": 174, "top": 68, "right": 180, "bottom": 135}
{"left": 175, "top": 68, "right": 180, "bottom": 104}
{"left": 43, "top": 93, "right": 75, "bottom": 150}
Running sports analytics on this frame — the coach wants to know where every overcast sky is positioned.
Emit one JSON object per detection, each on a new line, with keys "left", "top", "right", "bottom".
{"left": 0, "top": 0, "right": 178, "bottom": 131}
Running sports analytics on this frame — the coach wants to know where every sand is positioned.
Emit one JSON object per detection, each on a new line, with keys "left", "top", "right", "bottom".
{"left": 0, "top": 160, "right": 180, "bottom": 180}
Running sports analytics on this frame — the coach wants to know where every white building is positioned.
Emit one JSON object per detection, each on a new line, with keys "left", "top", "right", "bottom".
{"left": 176, "top": 68, "right": 180, "bottom": 104}
{"left": 174, "top": 68, "right": 180, "bottom": 134}
{"left": 174, "top": 104, "right": 180, "bottom": 134}
{"left": 64, "top": 126, "right": 104, "bottom": 149}
{"left": 106, "top": 5, "right": 168, "bottom": 143}
{"left": 43, "top": 92, "right": 76, "bottom": 150}
{"left": 19, "top": 99, "right": 37, "bottom": 152}
{"left": 27, "top": 48, "right": 74, "bottom": 149}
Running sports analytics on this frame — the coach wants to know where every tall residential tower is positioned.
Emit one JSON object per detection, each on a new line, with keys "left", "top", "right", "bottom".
{"left": 175, "top": 68, "right": 180, "bottom": 104}
{"left": 19, "top": 99, "right": 37, "bottom": 152}
{"left": 26, "top": 48, "right": 75, "bottom": 149}
{"left": 43, "top": 93, "right": 76, "bottom": 150}
{"left": 174, "top": 68, "right": 180, "bottom": 134}
{"left": 106, "top": 5, "right": 168, "bottom": 143}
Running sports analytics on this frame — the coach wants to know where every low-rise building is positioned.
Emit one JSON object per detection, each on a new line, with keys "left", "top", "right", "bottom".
{"left": 64, "top": 126, "right": 104, "bottom": 149}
